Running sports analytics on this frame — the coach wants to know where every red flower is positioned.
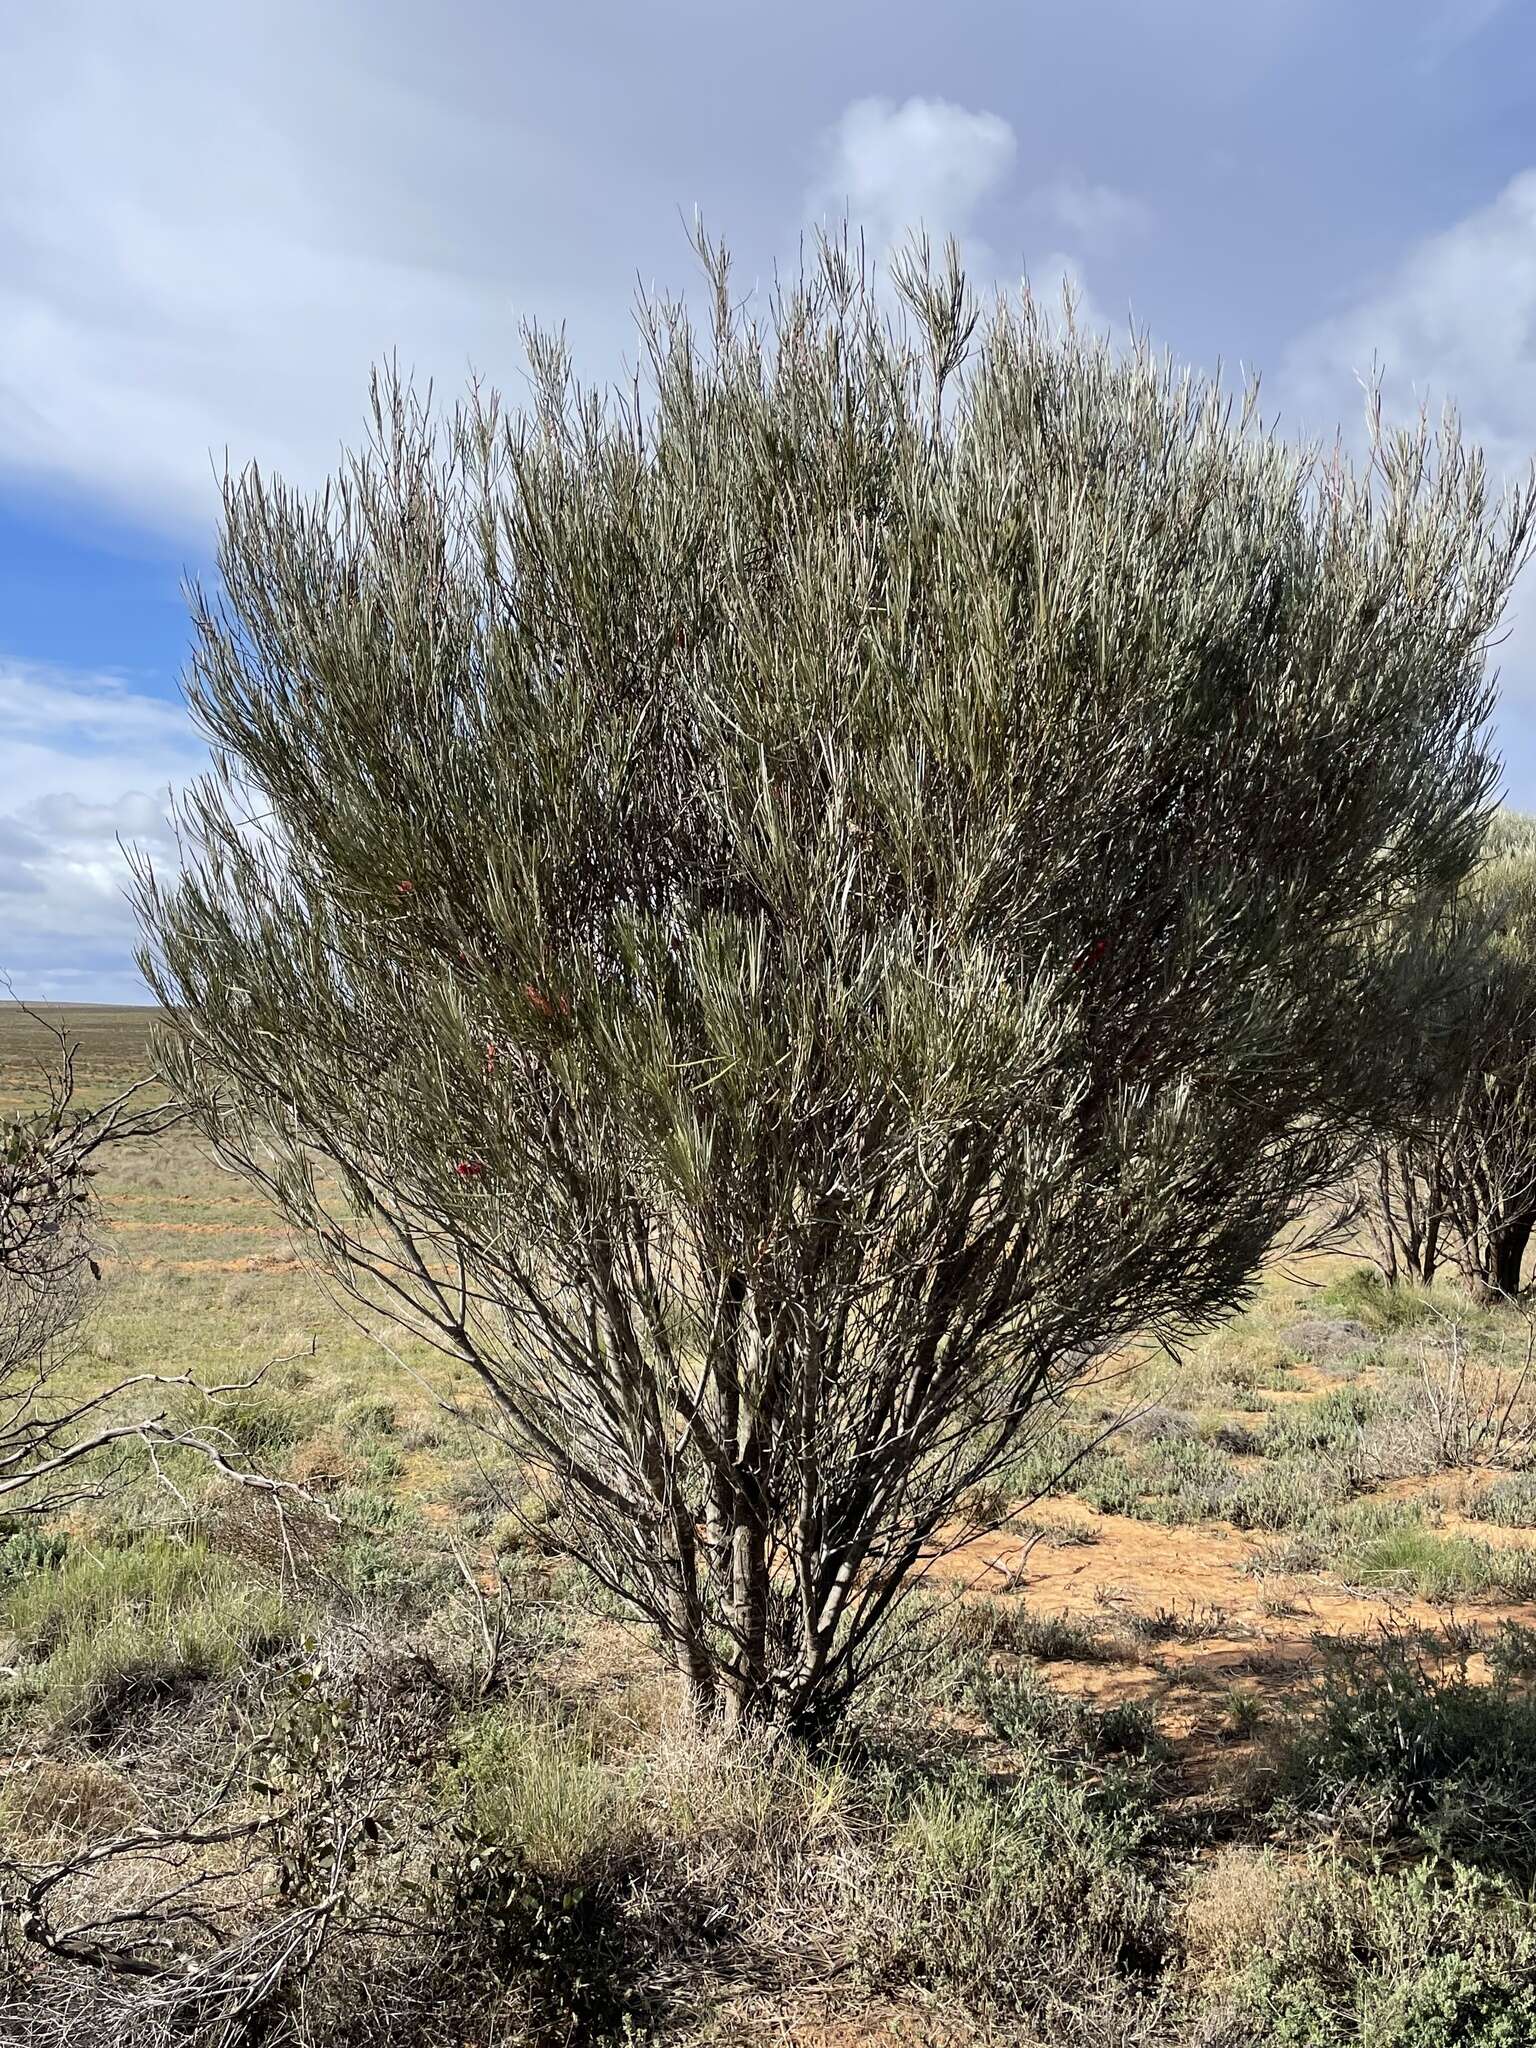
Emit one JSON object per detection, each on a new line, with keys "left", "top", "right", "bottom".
{"left": 397, "top": 880, "right": 414, "bottom": 896}
{"left": 1075, "top": 937, "right": 1108, "bottom": 973}
{"left": 454, "top": 1159, "right": 486, "bottom": 1178}
{"left": 523, "top": 984, "right": 570, "bottom": 1020}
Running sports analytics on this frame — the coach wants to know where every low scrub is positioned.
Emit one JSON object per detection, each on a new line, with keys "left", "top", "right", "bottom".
{"left": 1318, "top": 1268, "right": 1437, "bottom": 1334}
{"left": 0, "top": 1535, "right": 303, "bottom": 1739}
{"left": 1262, "top": 1384, "right": 1383, "bottom": 1462}
{"left": 867, "top": 1763, "right": 1169, "bottom": 2027}
{"left": 1186, "top": 1851, "right": 1536, "bottom": 2048}
{"left": 946, "top": 1598, "right": 1123, "bottom": 1664}
{"left": 1469, "top": 1475, "right": 1536, "bottom": 1527}
{"left": 431, "top": 1708, "right": 654, "bottom": 2039}
{"left": 1275, "top": 1633, "right": 1536, "bottom": 1878}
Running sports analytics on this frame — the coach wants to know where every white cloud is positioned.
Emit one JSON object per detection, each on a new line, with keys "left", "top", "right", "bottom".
{"left": 1032, "top": 177, "right": 1153, "bottom": 250}
{"left": 1281, "top": 169, "right": 1536, "bottom": 478}
{"left": 0, "top": 15, "right": 1138, "bottom": 541}
{"left": 0, "top": 667, "right": 205, "bottom": 1001}
{"left": 0, "top": 3, "right": 623, "bottom": 535}
{"left": 808, "top": 96, "right": 1113, "bottom": 332}
{"left": 808, "top": 96, "right": 1017, "bottom": 258}
{"left": 1280, "top": 169, "right": 1536, "bottom": 802}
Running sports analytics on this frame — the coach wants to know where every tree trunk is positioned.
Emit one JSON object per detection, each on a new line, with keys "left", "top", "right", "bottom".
{"left": 662, "top": 1501, "right": 717, "bottom": 1718}
{"left": 1422, "top": 1210, "right": 1441, "bottom": 1289}
{"left": 1493, "top": 1210, "right": 1535, "bottom": 1298}
{"left": 1465, "top": 1207, "right": 1535, "bottom": 1301}
{"left": 724, "top": 1514, "right": 769, "bottom": 1729}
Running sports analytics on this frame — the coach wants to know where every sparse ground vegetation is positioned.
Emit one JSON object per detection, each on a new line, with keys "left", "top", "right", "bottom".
{"left": 4, "top": 1005, "right": 1536, "bottom": 2043}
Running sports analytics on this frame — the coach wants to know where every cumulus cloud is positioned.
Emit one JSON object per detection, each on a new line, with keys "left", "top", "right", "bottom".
{"left": 808, "top": 96, "right": 1017, "bottom": 256}
{"left": 808, "top": 96, "right": 1112, "bottom": 331}
{"left": 1031, "top": 177, "right": 1153, "bottom": 250}
{"left": 1279, "top": 169, "right": 1536, "bottom": 796}
{"left": 1280, "top": 169, "right": 1536, "bottom": 477}
{"left": 0, "top": 2, "right": 635, "bottom": 535}
{"left": 0, "top": 667, "right": 205, "bottom": 1002}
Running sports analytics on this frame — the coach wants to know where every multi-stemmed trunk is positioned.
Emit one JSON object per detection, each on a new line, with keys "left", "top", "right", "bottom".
{"left": 1488, "top": 1207, "right": 1534, "bottom": 1300}
{"left": 1462, "top": 1203, "right": 1536, "bottom": 1302}
{"left": 1366, "top": 1142, "right": 1447, "bottom": 1287}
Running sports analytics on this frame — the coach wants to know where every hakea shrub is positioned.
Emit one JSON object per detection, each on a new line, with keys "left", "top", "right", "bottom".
{"left": 138, "top": 231, "right": 1534, "bottom": 1732}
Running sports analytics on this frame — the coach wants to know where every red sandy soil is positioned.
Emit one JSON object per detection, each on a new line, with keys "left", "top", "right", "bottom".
{"left": 106, "top": 1219, "right": 268, "bottom": 1237}
{"left": 127, "top": 1254, "right": 307, "bottom": 1275}
{"left": 931, "top": 1498, "right": 1536, "bottom": 1791}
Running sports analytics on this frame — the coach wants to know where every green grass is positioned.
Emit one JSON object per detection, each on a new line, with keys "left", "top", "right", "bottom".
{"left": 1342, "top": 1522, "right": 1536, "bottom": 1602}
{"left": 1318, "top": 1266, "right": 1439, "bottom": 1334}
{"left": 0, "top": 1535, "right": 304, "bottom": 1737}
{"left": 438, "top": 1706, "right": 641, "bottom": 1879}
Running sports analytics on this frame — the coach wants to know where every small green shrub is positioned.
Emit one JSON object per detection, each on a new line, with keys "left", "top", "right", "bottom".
{"left": 1319, "top": 1268, "right": 1436, "bottom": 1334}
{"left": 995, "top": 1424, "right": 1087, "bottom": 1503}
{"left": 1072, "top": 1437, "right": 1242, "bottom": 1524}
{"left": 1469, "top": 1476, "right": 1536, "bottom": 1528}
{"left": 1174, "top": 1333, "right": 1300, "bottom": 1396}
{"left": 1489, "top": 1620, "right": 1536, "bottom": 1681}
{"left": 1263, "top": 1385, "right": 1383, "bottom": 1462}
{"left": 489, "top": 1494, "right": 562, "bottom": 1558}
{"left": 336, "top": 1484, "right": 404, "bottom": 1531}
{"left": 1073, "top": 1450, "right": 1143, "bottom": 1518}
{"left": 1134, "top": 1437, "right": 1241, "bottom": 1522}
{"left": 1124, "top": 1602, "right": 1229, "bottom": 1645}
{"left": 1276, "top": 1636, "right": 1536, "bottom": 1877}
{"left": 1076, "top": 1431, "right": 1357, "bottom": 1533}
{"left": 432, "top": 1708, "right": 648, "bottom": 2037}
{"left": 335, "top": 1393, "right": 398, "bottom": 1438}
{"left": 0, "top": 1527, "right": 69, "bottom": 1582}
{"left": 439, "top": 1708, "right": 640, "bottom": 1875}
{"left": 872, "top": 1761, "right": 1168, "bottom": 2021}
{"left": 1192, "top": 1854, "right": 1536, "bottom": 2048}
{"left": 351, "top": 1439, "right": 405, "bottom": 1482}
{"left": 946, "top": 1599, "right": 1120, "bottom": 1664}
{"left": 977, "top": 1666, "right": 1167, "bottom": 1779}
{"left": 1232, "top": 1461, "right": 1355, "bottom": 1532}
{"left": 1222, "top": 1689, "right": 1265, "bottom": 1739}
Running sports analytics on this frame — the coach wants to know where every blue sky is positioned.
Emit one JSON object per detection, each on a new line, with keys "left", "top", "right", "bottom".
{"left": 3, "top": 0, "right": 1536, "bottom": 999}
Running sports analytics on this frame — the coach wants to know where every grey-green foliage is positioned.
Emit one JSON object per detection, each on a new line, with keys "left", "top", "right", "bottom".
{"left": 1362, "top": 812, "right": 1536, "bottom": 1296}
{"left": 1218, "top": 1860, "right": 1536, "bottom": 2048}
{"left": 137, "top": 230, "right": 1534, "bottom": 1733}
